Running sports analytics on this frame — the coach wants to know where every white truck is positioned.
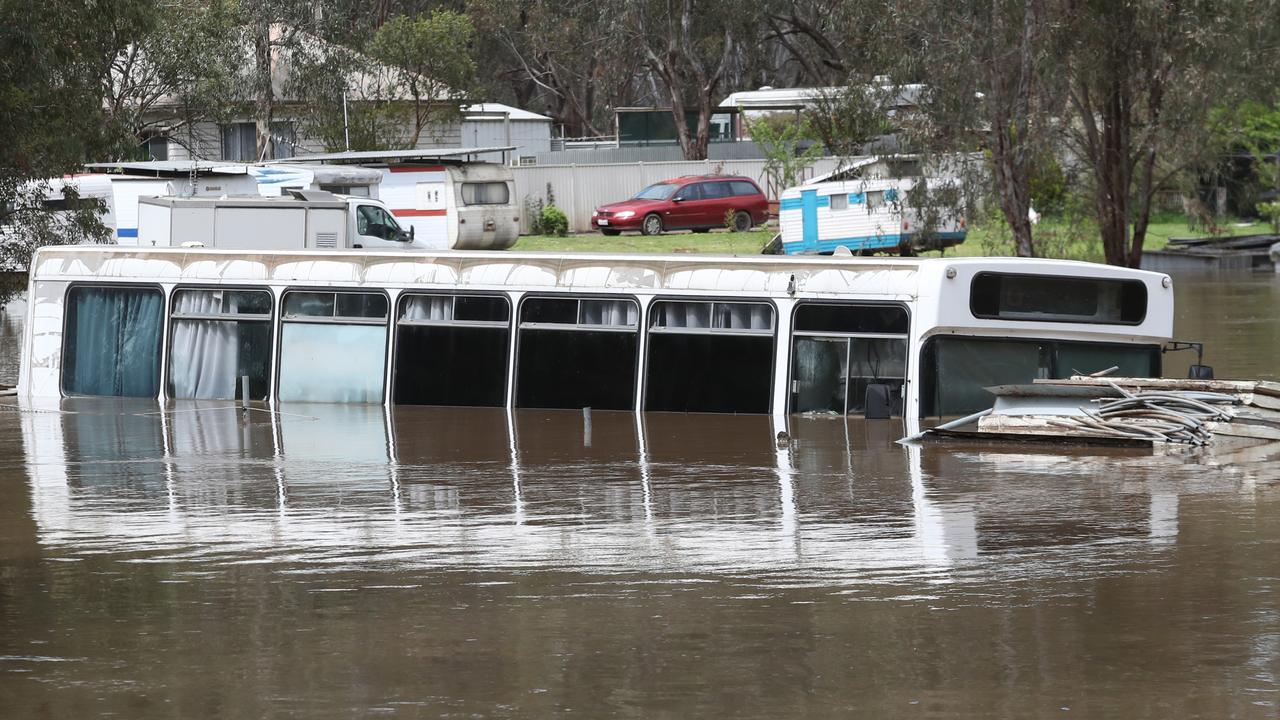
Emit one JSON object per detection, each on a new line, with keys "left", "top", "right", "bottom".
{"left": 136, "top": 191, "right": 430, "bottom": 251}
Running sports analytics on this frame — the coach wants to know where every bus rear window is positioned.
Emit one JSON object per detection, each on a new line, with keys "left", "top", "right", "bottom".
{"left": 970, "top": 273, "right": 1147, "bottom": 324}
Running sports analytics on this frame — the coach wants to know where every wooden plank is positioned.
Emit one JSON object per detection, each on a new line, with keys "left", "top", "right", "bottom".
{"left": 1036, "top": 376, "right": 1262, "bottom": 394}
{"left": 1206, "top": 421, "right": 1280, "bottom": 441}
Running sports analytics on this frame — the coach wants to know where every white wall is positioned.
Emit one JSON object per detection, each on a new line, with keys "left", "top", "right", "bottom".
{"left": 462, "top": 119, "right": 552, "bottom": 163}
{"left": 512, "top": 158, "right": 845, "bottom": 233}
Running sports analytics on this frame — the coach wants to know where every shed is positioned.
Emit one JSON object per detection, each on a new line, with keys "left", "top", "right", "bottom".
{"left": 461, "top": 104, "right": 553, "bottom": 164}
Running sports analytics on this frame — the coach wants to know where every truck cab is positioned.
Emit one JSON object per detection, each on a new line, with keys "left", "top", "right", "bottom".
{"left": 345, "top": 196, "right": 422, "bottom": 250}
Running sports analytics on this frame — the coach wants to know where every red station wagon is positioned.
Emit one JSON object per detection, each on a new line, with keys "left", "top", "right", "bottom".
{"left": 592, "top": 175, "right": 770, "bottom": 236}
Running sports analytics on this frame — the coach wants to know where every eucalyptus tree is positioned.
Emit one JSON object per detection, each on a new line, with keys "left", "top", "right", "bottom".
{"left": 623, "top": 0, "right": 765, "bottom": 160}
{"left": 368, "top": 10, "right": 477, "bottom": 147}
{"left": 1054, "top": 0, "right": 1280, "bottom": 267}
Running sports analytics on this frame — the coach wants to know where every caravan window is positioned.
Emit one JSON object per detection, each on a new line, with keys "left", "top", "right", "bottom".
{"left": 790, "top": 304, "right": 909, "bottom": 415}
{"left": 169, "top": 289, "right": 272, "bottom": 400}
{"left": 829, "top": 194, "right": 849, "bottom": 211}
{"left": 866, "top": 191, "right": 886, "bottom": 212}
{"left": 62, "top": 286, "right": 164, "bottom": 397}
{"left": 278, "top": 290, "right": 388, "bottom": 403}
{"left": 461, "top": 182, "right": 510, "bottom": 205}
{"left": 319, "top": 184, "right": 370, "bottom": 197}
{"left": 394, "top": 294, "right": 511, "bottom": 407}
{"left": 645, "top": 300, "right": 775, "bottom": 414}
{"left": 516, "top": 296, "right": 640, "bottom": 410}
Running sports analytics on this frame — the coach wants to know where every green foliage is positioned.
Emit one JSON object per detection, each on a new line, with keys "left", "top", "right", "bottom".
{"left": 0, "top": 185, "right": 111, "bottom": 305}
{"left": 104, "top": 0, "right": 247, "bottom": 152}
{"left": 532, "top": 205, "right": 568, "bottom": 237}
{"left": 804, "top": 85, "right": 895, "bottom": 156}
{"left": 0, "top": 0, "right": 149, "bottom": 199}
{"left": 1259, "top": 201, "right": 1280, "bottom": 234}
{"left": 287, "top": 42, "right": 408, "bottom": 151}
{"left": 369, "top": 10, "right": 477, "bottom": 146}
{"left": 1027, "top": 151, "right": 1068, "bottom": 216}
{"left": 742, "top": 110, "right": 825, "bottom": 193}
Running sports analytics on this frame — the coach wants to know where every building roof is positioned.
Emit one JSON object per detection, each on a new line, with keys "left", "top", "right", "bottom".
{"left": 83, "top": 160, "right": 251, "bottom": 176}
{"left": 463, "top": 103, "right": 552, "bottom": 122}
{"left": 719, "top": 84, "right": 924, "bottom": 111}
{"left": 266, "top": 147, "right": 517, "bottom": 164}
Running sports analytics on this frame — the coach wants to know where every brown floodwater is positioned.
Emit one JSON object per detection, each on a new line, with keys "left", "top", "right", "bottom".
{"left": 1, "top": 276, "right": 1279, "bottom": 719}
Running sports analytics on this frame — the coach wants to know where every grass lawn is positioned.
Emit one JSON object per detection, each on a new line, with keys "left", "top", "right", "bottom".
{"left": 511, "top": 213, "right": 1270, "bottom": 260}
{"left": 512, "top": 228, "right": 778, "bottom": 255}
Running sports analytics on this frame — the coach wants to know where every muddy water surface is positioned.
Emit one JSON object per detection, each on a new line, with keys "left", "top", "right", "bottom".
{"left": 0, "top": 278, "right": 1279, "bottom": 718}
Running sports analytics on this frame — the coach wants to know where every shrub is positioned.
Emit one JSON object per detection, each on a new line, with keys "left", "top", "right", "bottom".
{"left": 535, "top": 205, "right": 568, "bottom": 237}
{"left": 1259, "top": 200, "right": 1280, "bottom": 234}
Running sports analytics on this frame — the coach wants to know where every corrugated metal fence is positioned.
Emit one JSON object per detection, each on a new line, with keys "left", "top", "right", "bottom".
{"left": 512, "top": 158, "right": 844, "bottom": 233}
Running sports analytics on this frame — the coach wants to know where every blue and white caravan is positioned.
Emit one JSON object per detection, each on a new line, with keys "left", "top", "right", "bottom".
{"left": 779, "top": 163, "right": 967, "bottom": 255}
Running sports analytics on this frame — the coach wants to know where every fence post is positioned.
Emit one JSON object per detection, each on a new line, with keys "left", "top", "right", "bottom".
{"left": 569, "top": 164, "right": 578, "bottom": 233}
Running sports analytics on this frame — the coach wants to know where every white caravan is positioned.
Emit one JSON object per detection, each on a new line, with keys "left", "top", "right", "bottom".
{"left": 76, "top": 162, "right": 262, "bottom": 243}
{"left": 269, "top": 148, "right": 519, "bottom": 251}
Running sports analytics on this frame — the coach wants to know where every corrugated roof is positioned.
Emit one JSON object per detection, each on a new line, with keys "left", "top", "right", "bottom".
{"left": 83, "top": 160, "right": 251, "bottom": 175}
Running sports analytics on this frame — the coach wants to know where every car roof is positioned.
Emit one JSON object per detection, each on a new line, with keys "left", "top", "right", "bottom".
{"left": 654, "top": 175, "right": 757, "bottom": 186}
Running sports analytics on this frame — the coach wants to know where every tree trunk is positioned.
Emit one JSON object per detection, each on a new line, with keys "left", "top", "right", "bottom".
{"left": 253, "top": 22, "right": 274, "bottom": 162}
{"left": 1096, "top": 81, "right": 1132, "bottom": 267}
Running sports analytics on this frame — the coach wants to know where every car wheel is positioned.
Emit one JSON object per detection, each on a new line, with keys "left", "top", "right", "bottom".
{"left": 731, "top": 211, "right": 752, "bottom": 232}
{"left": 601, "top": 229, "right": 621, "bottom": 236}
{"left": 641, "top": 214, "right": 663, "bottom": 236}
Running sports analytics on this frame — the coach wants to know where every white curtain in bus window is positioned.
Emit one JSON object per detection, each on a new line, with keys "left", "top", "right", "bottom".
{"left": 515, "top": 297, "right": 640, "bottom": 411}
{"left": 645, "top": 300, "right": 775, "bottom": 414}
{"left": 62, "top": 286, "right": 163, "bottom": 397}
{"left": 394, "top": 294, "right": 511, "bottom": 407}
{"left": 169, "top": 289, "right": 272, "bottom": 400}
{"left": 278, "top": 291, "right": 388, "bottom": 403}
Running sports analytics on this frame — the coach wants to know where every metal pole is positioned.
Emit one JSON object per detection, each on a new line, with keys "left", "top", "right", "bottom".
{"left": 342, "top": 89, "right": 351, "bottom": 152}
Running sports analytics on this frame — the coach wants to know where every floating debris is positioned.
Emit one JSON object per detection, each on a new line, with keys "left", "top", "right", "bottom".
{"left": 922, "top": 377, "right": 1280, "bottom": 448}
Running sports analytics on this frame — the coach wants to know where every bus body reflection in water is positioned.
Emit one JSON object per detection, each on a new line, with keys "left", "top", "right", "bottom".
{"left": 19, "top": 399, "right": 1200, "bottom": 585}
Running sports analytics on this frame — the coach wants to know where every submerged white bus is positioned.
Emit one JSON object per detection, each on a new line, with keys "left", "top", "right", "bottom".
{"left": 16, "top": 247, "right": 1175, "bottom": 424}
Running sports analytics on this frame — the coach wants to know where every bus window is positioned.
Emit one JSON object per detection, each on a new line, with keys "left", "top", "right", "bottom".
{"left": 645, "top": 300, "right": 775, "bottom": 414}
{"left": 920, "top": 336, "right": 1161, "bottom": 417}
{"left": 278, "top": 290, "right": 388, "bottom": 403}
{"left": 394, "top": 294, "right": 511, "bottom": 407}
{"left": 62, "top": 286, "right": 163, "bottom": 397}
{"left": 169, "top": 288, "right": 272, "bottom": 400}
{"left": 516, "top": 296, "right": 639, "bottom": 410}
{"left": 790, "top": 304, "right": 909, "bottom": 415}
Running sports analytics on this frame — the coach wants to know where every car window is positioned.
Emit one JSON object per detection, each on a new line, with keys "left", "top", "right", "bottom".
{"left": 674, "top": 184, "right": 703, "bottom": 201}
{"left": 701, "top": 181, "right": 731, "bottom": 199}
{"left": 730, "top": 180, "right": 759, "bottom": 196}
{"left": 634, "top": 184, "right": 677, "bottom": 200}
